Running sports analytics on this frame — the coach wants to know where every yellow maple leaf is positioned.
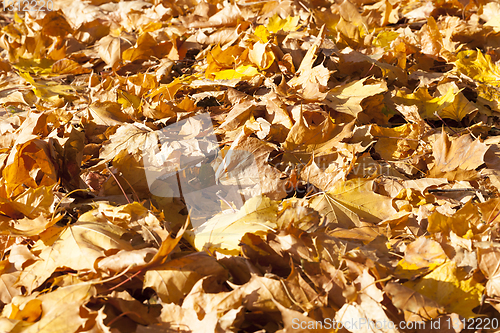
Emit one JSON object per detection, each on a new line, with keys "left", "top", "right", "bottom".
{"left": 455, "top": 49, "right": 500, "bottom": 86}
{"left": 117, "top": 89, "right": 141, "bottom": 110}
{"left": 427, "top": 200, "right": 480, "bottom": 237}
{"left": 213, "top": 65, "right": 260, "bottom": 80}
{"left": 18, "top": 71, "right": 76, "bottom": 105}
{"left": 393, "top": 84, "right": 476, "bottom": 121}
{"left": 404, "top": 261, "right": 484, "bottom": 318}
{"left": 372, "top": 31, "right": 399, "bottom": 50}
{"left": 394, "top": 237, "right": 447, "bottom": 280}
{"left": 204, "top": 45, "right": 260, "bottom": 80}
{"left": 185, "top": 196, "right": 278, "bottom": 255}
{"left": 122, "top": 32, "right": 157, "bottom": 63}
{"left": 266, "top": 14, "right": 300, "bottom": 33}
{"left": 325, "top": 78, "right": 387, "bottom": 117}
{"left": 309, "top": 179, "right": 397, "bottom": 228}
{"left": 454, "top": 49, "right": 500, "bottom": 112}
{"left": 254, "top": 25, "right": 270, "bottom": 43}
{"left": 146, "top": 75, "right": 195, "bottom": 100}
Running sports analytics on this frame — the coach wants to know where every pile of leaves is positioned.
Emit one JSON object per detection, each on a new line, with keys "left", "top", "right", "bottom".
{"left": 2, "top": 0, "right": 500, "bottom": 331}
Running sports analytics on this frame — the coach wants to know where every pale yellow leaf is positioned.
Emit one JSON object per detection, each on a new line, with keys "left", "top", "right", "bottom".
{"left": 325, "top": 78, "right": 387, "bottom": 117}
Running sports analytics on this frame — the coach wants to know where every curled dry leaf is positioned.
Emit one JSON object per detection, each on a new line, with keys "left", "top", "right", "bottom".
{"left": 309, "top": 179, "right": 397, "bottom": 228}
{"left": 18, "top": 221, "right": 134, "bottom": 293}
{"left": 2, "top": 0, "right": 500, "bottom": 330}
{"left": 385, "top": 282, "right": 445, "bottom": 320}
{"left": 477, "top": 242, "right": 500, "bottom": 298}
{"left": 430, "top": 131, "right": 488, "bottom": 178}
{"left": 394, "top": 237, "right": 447, "bottom": 280}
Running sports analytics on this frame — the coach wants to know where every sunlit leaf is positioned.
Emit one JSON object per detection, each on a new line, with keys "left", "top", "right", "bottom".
{"left": 325, "top": 78, "right": 387, "bottom": 117}
{"left": 309, "top": 179, "right": 397, "bottom": 228}
{"left": 404, "top": 261, "right": 484, "bottom": 318}
{"left": 455, "top": 49, "right": 500, "bottom": 112}
{"left": 266, "top": 14, "right": 300, "bottom": 33}
{"left": 185, "top": 195, "right": 278, "bottom": 255}
{"left": 18, "top": 221, "right": 133, "bottom": 293}
{"left": 394, "top": 237, "right": 447, "bottom": 280}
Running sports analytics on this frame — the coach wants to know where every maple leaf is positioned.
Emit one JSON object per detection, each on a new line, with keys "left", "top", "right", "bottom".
{"left": 393, "top": 83, "right": 477, "bottom": 121}
{"left": 325, "top": 78, "right": 387, "bottom": 117}
{"left": 394, "top": 237, "right": 448, "bottom": 280}
{"left": 385, "top": 282, "right": 445, "bottom": 320}
{"left": 4, "top": 283, "right": 95, "bottom": 333}
{"left": 454, "top": 49, "right": 500, "bottom": 112}
{"left": 2, "top": 0, "right": 500, "bottom": 330}
{"left": 427, "top": 200, "right": 480, "bottom": 236}
{"left": 430, "top": 131, "right": 488, "bottom": 175}
{"left": 144, "top": 252, "right": 228, "bottom": 303}
{"left": 477, "top": 243, "right": 500, "bottom": 298}
{"left": 18, "top": 221, "right": 134, "bottom": 293}
{"left": 404, "top": 261, "right": 484, "bottom": 318}
{"left": 309, "top": 179, "right": 397, "bottom": 228}
{"left": 185, "top": 195, "right": 278, "bottom": 255}
{"left": 266, "top": 14, "right": 301, "bottom": 33}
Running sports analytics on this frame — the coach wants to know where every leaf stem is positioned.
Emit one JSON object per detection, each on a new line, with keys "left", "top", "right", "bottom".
{"left": 106, "top": 163, "right": 131, "bottom": 204}
{"left": 107, "top": 269, "right": 143, "bottom": 292}
{"left": 433, "top": 112, "right": 458, "bottom": 136}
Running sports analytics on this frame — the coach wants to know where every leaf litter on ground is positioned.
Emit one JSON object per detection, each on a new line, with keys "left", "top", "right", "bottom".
{"left": 2, "top": 0, "right": 500, "bottom": 332}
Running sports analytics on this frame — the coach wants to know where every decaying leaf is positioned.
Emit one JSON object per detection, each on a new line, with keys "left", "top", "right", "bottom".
{"left": 1, "top": 0, "right": 500, "bottom": 331}
{"left": 325, "top": 78, "right": 387, "bottom": 117}
{"left": 309, "top": 179, "right": 397, "bottom": 228}
{"left": 185, "top": 195, "right": 278, "bottom": 255}
{"left": 431, "top": 131, "right": 488, "bottom": 174}
{"left": 394, "top": 237, "right": 447, "bottom": 280}
{"left": 385, "top": 282, "right": 445, "bottom": 320}
{"left": 404, "top": 261, "right": 484, "bottom": 318}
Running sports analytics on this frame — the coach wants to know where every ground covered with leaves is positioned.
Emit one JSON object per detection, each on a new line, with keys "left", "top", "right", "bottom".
{"left": 2, "top": 0, "right": 500, "bottom": 332}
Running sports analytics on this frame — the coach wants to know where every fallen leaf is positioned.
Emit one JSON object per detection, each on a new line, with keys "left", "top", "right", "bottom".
{"left": 5, "top": 283, "right": 95, "bottom": 333}
{"left": 185, "top": 195, "right": 278, "bottom": 255}
{"left": 325, "top": 78, "right": 387, "bottom": 117}
{"left": 144, "top": 252, "right": 228, "bottom": 304}
{"left": 477, "top": 242, "right": 500, "bottom": 298}
{"left": 454, "top": 49, "right": 500, "bottom": 112}
{"left": 309, "top": 179, "right": 397, "bottom": 228}
{"left": 385, "top": 282, "right": 445, "bottom": 320}
{"left": 266, "top": 14, "right": 301, "bottom": 33}
{"left": 427, "top": 200, "right": 480, "bottom": 236}
{"left": 18, "top": 221, "right": 134, "bottom": 293}
{"left": 394, "top": 237, "right": 447, "bottom": 280}
{"left": 431, "top": 132, "right": 488, "bottom": 174}
{"left": 404, "top": 261, "right": 484, "bottom": 318}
